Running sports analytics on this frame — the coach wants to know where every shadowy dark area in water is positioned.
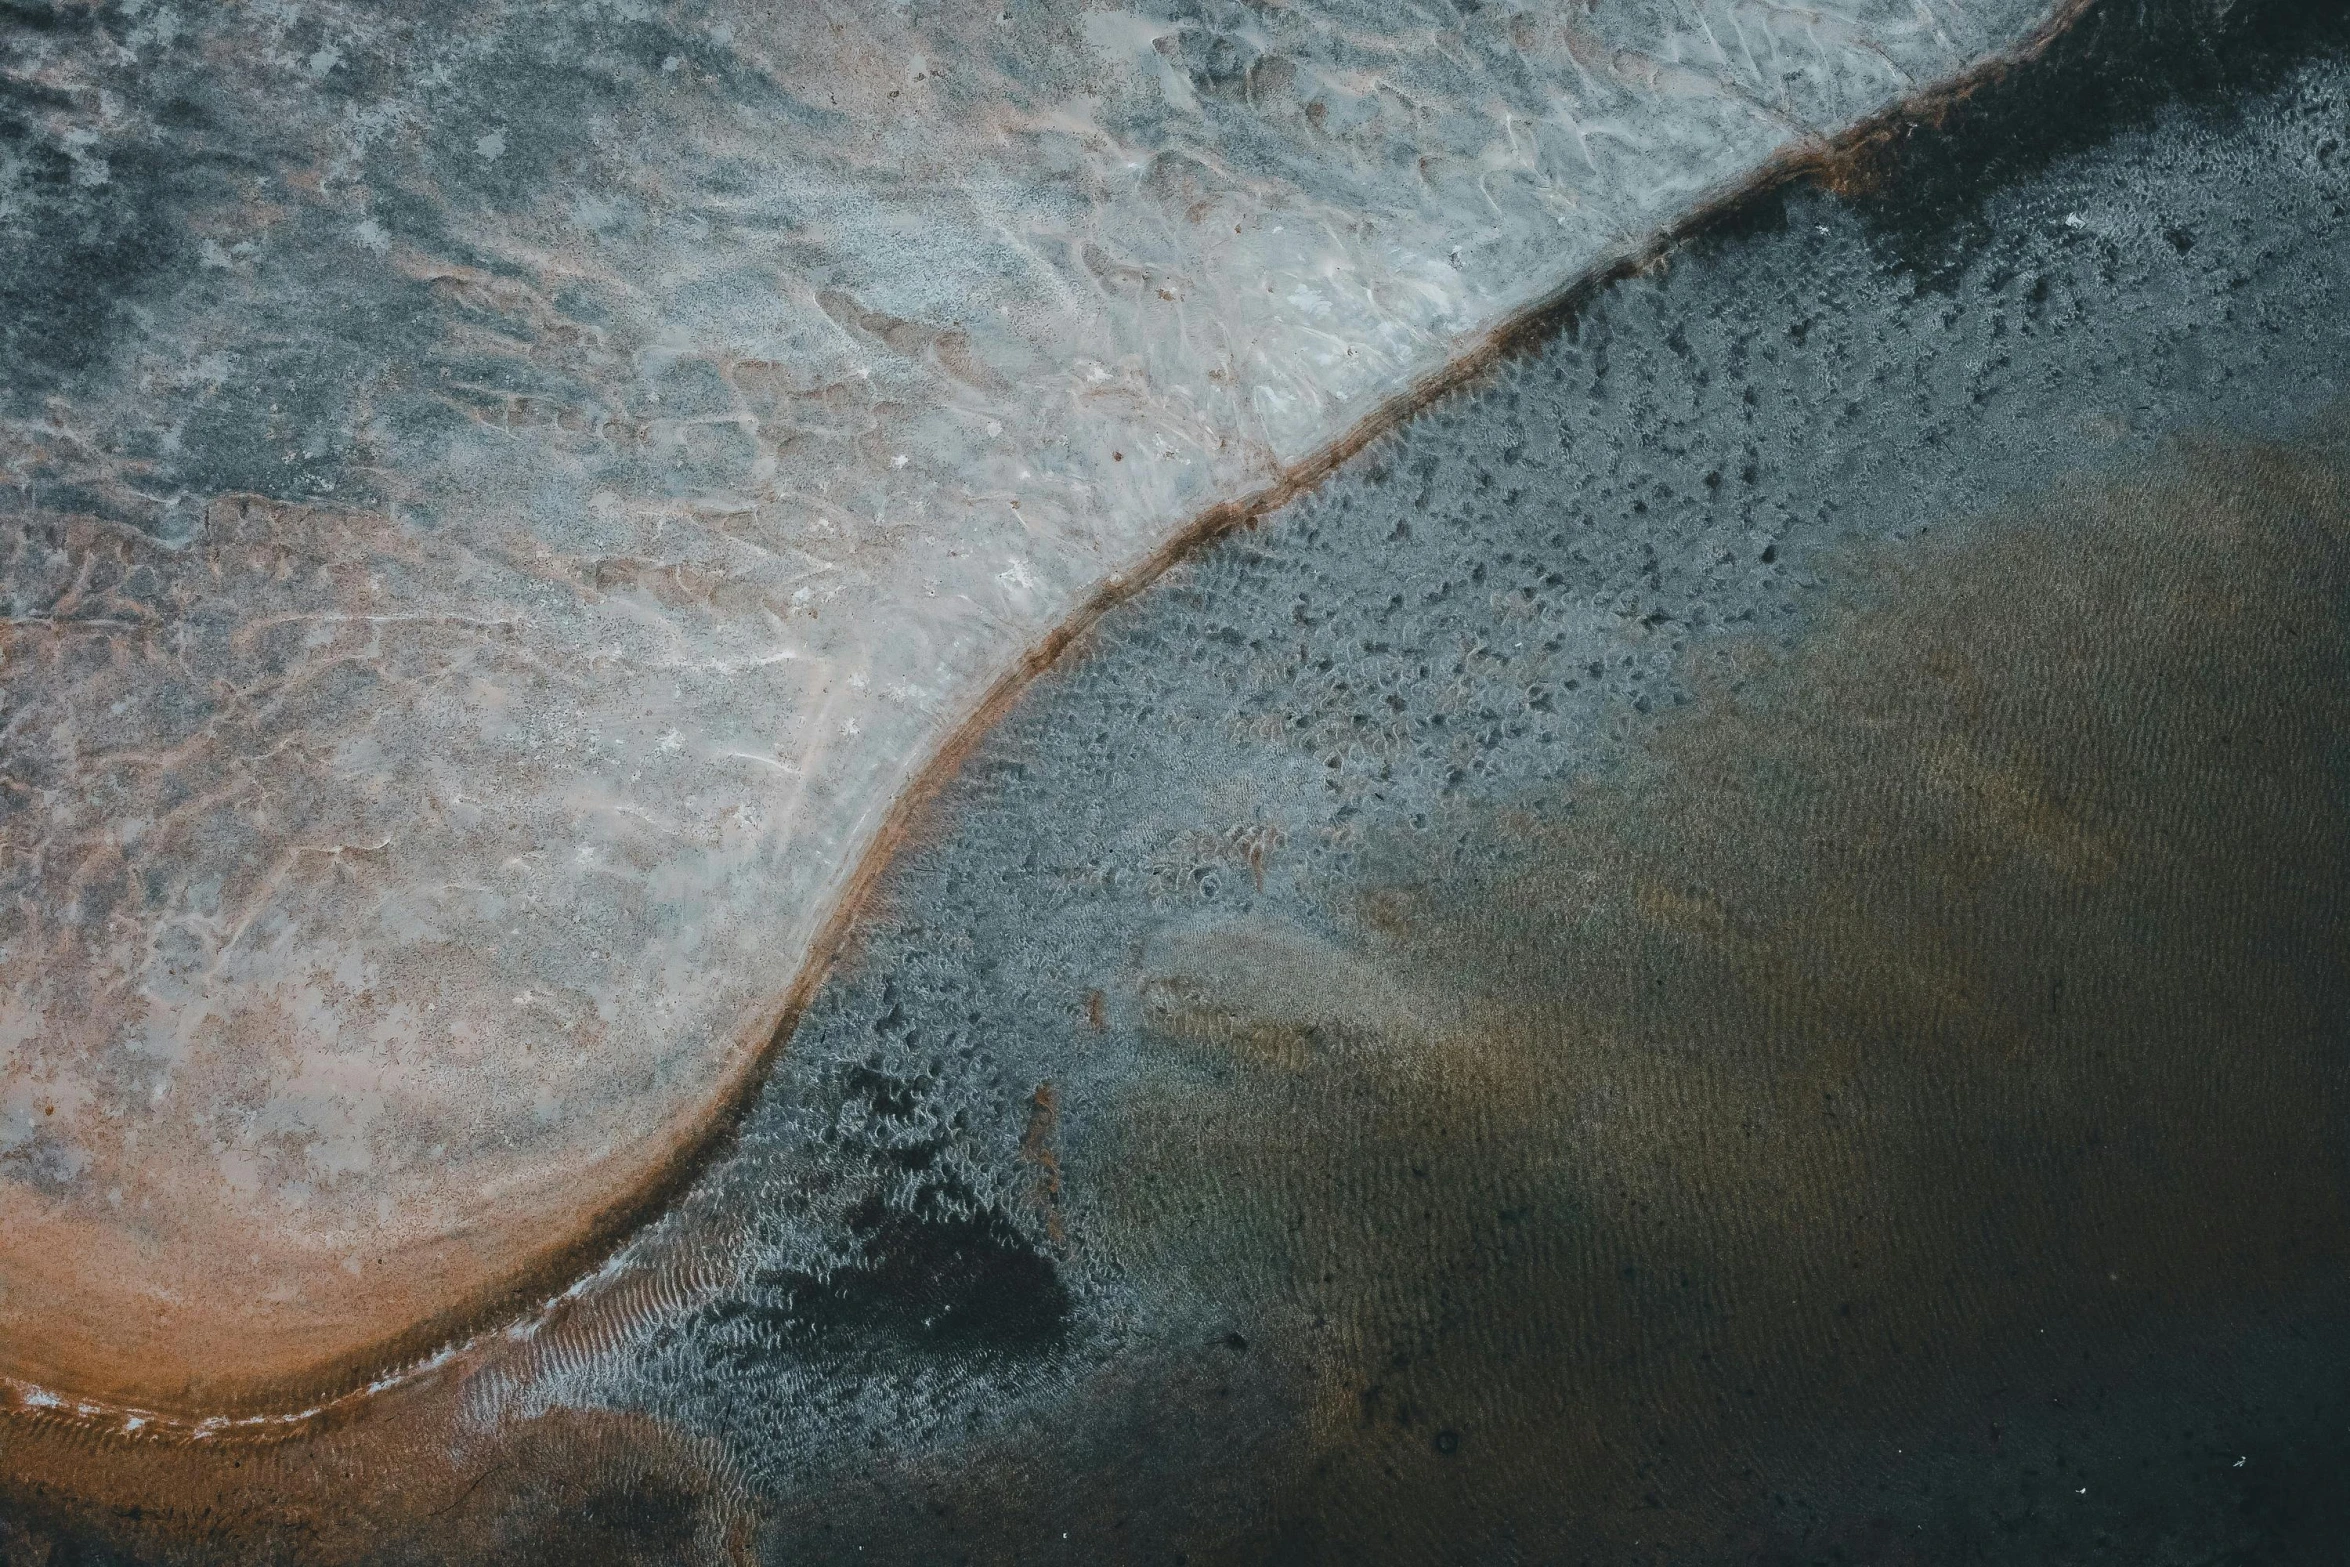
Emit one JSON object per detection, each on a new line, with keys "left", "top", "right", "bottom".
{"left": 7, "top": 1, "right": 2350, "bottom": 1563}
{"left": 1830, "top": 0, "right": 2350, "bottom": 288}
{"left": 693, "top": 1090, "right": 1072, "bottom": 1372}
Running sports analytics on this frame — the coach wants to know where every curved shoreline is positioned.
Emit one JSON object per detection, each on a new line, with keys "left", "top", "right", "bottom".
{"left": 1, "top": 0, "right": 2103, "bottom": 1433}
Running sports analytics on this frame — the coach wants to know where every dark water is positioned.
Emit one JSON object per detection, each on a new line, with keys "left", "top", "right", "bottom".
{"left": 9, "top": 0, "right": 2350, "bottom": 1562}
{"left": 613, "top": 4, "right": 2350, "bottom": 1560}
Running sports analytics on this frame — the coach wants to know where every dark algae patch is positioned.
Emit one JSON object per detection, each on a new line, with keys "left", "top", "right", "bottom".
{"left": 693, "top": 1192, "right": 1070, "bottom": 1368}
{"left": 666, "top": 1047, "right": 1073, "bottom": 1390}
{"left": 1819, "top": 0, "right": 2350, "bottom": 288}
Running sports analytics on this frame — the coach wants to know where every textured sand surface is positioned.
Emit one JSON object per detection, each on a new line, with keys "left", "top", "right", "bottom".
{"left": 0, "top": 0, "right": 2059, "bottom": 1408}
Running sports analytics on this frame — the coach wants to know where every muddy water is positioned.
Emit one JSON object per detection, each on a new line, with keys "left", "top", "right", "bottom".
{"left": 1094, "top": 427, "right": 2350, "bottom": 1559}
